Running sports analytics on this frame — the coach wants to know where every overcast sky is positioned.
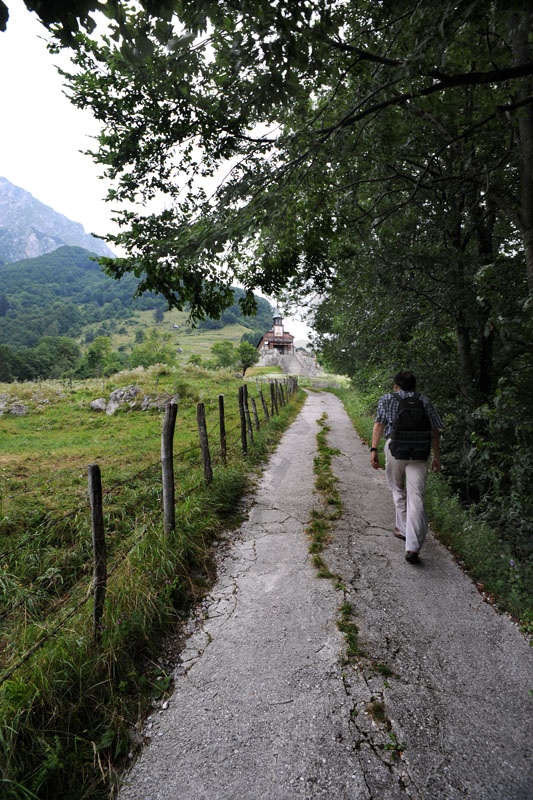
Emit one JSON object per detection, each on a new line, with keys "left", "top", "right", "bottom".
{"left": 0, "top": 0, "right": 311, "bottom": 337}
{"left": 0, "top": 0, "right": 114, "bottom": 237}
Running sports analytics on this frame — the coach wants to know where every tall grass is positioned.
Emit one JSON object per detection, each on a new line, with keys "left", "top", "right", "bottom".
{"left": 425, "top": 476, "right": 533, "bottom": 629}
{"left": 0, "top": 366, "right": 304, "bottom": 799}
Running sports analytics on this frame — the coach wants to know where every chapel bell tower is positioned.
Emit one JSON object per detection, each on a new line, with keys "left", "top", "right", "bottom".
{"left": 272, "top": 313, "right": 284, "bottom": 337}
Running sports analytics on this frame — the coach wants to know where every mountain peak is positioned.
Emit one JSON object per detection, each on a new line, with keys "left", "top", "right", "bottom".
{"left": 0, "top": 177, "right": 113, "bottom": 263}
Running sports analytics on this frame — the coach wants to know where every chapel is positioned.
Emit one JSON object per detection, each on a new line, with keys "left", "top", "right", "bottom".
{"left": 257, "top": 313, "right": 295, "bottom": 355}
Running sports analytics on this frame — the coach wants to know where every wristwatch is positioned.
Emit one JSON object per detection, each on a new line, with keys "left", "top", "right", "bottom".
{"left": 370, "top": 447, "right": 378, "bottom": 452}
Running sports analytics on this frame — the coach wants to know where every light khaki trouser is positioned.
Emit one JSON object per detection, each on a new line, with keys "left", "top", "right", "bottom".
{"left": 384, "top": 440, "right": 429, "bottom": 553}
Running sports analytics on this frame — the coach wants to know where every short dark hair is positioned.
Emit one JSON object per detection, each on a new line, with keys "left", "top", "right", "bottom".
{"left": 394, "top": 370, "right": 416, "bottom": 391}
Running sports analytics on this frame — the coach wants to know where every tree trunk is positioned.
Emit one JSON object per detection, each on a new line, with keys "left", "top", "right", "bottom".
{"left": 456, "top": 314, "right": 476, "bottom": 401}
{"left": 446, "top": 203, "right": 477, "bottom": 403}
{"left": 474, "top": 200, "right": 496, "bottom": 399}
{"left": 511, "top": 2, "right": 533, "bottom": 292}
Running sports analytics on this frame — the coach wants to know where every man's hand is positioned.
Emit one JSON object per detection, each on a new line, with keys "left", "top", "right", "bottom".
{"left": 431, "top": 430, "right": 441, "bottom": 472}
{"left": 370, "top": 422, "right": 384, "bottom": 470}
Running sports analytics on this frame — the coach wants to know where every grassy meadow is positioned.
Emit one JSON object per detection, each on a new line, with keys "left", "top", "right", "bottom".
{"left": 0, "top": 361, "right": 304, "bottom": 800}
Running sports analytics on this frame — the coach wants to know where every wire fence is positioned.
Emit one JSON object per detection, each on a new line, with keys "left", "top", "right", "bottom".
{"left": 0, "top": 377, "right": 299, "bottom": 684}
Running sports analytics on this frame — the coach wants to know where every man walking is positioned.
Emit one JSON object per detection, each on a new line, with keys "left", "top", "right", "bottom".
{"left": 370, "top": 370, "right": 443, "bottom": 563}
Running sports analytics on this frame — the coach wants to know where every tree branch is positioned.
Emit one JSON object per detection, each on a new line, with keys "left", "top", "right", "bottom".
{"left": 328, "top": 38, "right": 533, "bottom": 88}
{"left": 317, "top": 65, "right": 533, "bottom": 137}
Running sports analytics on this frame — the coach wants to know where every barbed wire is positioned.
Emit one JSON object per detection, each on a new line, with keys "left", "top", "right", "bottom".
{"left": 0, "top": 472, "right": 214, "bottom": 683}
{"left": 0, "top": 380, "right": 299, "bottom": 680}
{"left": 0, "top": 405, "right": 243, "bottom": 503}
{"left": 0, "top": 591, "right": 92, "bottom": 685}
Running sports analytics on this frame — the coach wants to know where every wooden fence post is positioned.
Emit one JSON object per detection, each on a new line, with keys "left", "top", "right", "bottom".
{"left": 197, "top": 402, "right": 213, "bottom": 485}
{"left": 161, "top": 399, "right": 178, "bottom": 535}
{"left": 270, "top": 381, "right": 279, "bottom": 416}
{"left": 243, "top": 384, "right": 254, "bottom": 444}
{"left": 259, "top": 388, "right": 270, "bottom": 421}
{"left": 218, "top": 394, "right": 227, "bottom": 464}
{"left": 239, "top": 385, "right": 247, "bottom": 454}
{"left": 88, "top": 463, "right": 106, "bottom": 643}
{"left": 251, "top": 396, "right": 260, "bottom": 431}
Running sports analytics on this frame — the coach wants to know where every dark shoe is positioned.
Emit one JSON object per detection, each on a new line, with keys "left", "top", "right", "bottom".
{"left": 393, "top": 527, "right": 406, "bottom": 540}
{"left": 405, "top": 551, "right": 420, "bottom": 564}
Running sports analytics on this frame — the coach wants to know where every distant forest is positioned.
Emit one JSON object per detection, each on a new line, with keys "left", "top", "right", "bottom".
{"left": 0, "top": 246, "right": 274, "bottom": 381}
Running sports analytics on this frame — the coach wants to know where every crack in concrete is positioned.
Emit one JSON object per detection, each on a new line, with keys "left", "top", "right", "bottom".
{"left": 247, "top": 500, "right": 311, "bottom": 529}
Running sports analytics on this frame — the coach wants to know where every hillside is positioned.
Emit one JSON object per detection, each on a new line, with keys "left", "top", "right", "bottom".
{"left": 0, "top": 246, "right": 155, "bottom": 348}
{"left": 0, "top": 245, "right": 275, "bottom": 380}
{"left": 0, "top": 177, "right": 113, "bottom": 262}
{"left": 0, "top": 177, "right": 277, "bottom": 381}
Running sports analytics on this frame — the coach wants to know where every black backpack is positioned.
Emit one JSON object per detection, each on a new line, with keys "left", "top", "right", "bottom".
{"left": 389, "top": 393, "right": 432, "bottom": 461}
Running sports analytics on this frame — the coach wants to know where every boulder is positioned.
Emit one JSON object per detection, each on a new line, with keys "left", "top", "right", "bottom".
{"left": 109, "top": 385, "right": 141, "bottom": 405}
{"left": 141, "top": 394, "right": 179, "bottom": 412}
{"left": 89, "top": 386, "right": 180, "bottom": 415}
{"left": 105, "top": 384, "right": 141, "bottom": 415}
{"left": 90, "top": 398, "right": 107, "bottom": 412}
{"left": 9, "top": 403, "right": 28, "bottom": 416}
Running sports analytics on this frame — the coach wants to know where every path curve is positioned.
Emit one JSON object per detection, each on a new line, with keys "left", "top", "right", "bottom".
{"left": 119, "top": 391, "right": 532, "bottom": 800}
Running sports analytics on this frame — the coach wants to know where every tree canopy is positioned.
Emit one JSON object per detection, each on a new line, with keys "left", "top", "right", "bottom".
{"left": 0, "top": 1, "right": 176, "bottom": 42}
{"left": 49, "top": 1, "right": 532, "bottom": 315}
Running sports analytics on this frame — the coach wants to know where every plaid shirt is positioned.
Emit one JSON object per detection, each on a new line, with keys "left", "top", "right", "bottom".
{"left": 375, "top": 391, "right": 443, "bottom": 439}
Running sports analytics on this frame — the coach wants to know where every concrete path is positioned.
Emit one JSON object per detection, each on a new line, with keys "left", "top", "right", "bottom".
{"left": 119, "top": 392, "right": 532, "bottom": 800}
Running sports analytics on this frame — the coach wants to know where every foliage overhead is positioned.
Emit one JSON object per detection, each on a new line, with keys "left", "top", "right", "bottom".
{"left": 0, "top": 1, "right": 176, "bottom": 41}
{"left": 48, "top": 0, "right": 533, "bottom": 318}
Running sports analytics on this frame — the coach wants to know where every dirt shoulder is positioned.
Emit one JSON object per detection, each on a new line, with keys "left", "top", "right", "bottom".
{"left": 119, "top": 391, "right": 532, "bottom": 800}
